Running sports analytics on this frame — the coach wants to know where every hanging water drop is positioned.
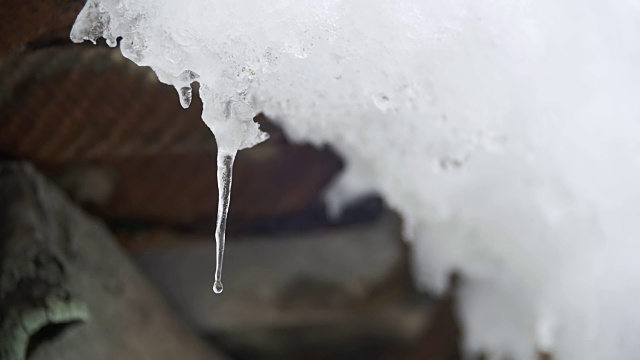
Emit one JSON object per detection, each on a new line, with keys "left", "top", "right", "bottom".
{"left": 213, "top": 150, "right": 235, "bottom": 294}
{"left": 106, "top": 36, "right": 117, "bottom": 47}
{"left": 178, "top": 86, "right": 192, "bottom": 108}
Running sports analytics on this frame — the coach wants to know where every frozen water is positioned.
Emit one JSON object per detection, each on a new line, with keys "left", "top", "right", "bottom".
{"left": 178, "top": 86, "right": 192, "bottom": 109}
{"left": 71, "top": 0, "right": 640, "bottom": 358}
{"left": 213, "top": 152, "right": 235, "bottom": 294}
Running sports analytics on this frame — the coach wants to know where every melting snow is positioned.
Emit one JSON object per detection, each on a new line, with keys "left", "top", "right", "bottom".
{"left": 71, "top": 0, "right": 640, "bottom": 358}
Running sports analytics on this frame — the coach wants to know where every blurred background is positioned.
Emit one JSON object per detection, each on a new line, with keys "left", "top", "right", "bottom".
{"left": 0, "top": 1, "right": 462, "bottom": 359}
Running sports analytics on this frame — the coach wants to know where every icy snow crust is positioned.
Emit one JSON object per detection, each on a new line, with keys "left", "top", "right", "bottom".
{"left": 71, "top": 0, "right": 640, "bottom": 358}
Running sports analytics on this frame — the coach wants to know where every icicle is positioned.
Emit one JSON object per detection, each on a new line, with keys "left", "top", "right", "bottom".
{"left": 213, "top": 149, "right": 236, "bottom": 294}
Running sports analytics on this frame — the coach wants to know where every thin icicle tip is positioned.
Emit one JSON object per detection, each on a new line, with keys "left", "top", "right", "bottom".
{"left": 212, "top": 152, "right": 235, "bottom": 295}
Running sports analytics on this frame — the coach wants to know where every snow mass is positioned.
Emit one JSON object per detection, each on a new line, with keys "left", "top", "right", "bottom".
{"left": 71, "top": 0, "right": 640, "bottom": 358}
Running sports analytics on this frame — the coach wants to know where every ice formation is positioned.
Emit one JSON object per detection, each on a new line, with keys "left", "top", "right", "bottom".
{"left": 213, "top": 153, "right": 234, "bottom": 294}
{"left": 71, "top": 0, "right": 640, "bottom": 358}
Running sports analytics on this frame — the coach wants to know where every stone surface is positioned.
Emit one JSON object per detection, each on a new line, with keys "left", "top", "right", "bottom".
{"left": 133, "top": 212, "right": 433, "bottom": 358}
{"left": 0, "top": 161, "right": 228, "bottom": 360}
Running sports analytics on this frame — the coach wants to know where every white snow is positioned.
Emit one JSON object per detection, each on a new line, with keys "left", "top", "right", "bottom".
{"left": 71, "top": 0, "right": 640, "bottom": 358}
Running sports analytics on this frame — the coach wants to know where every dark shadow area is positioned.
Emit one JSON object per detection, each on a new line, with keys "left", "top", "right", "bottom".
{"left": 26, "top": 320, "right": 84, "bottom": 359}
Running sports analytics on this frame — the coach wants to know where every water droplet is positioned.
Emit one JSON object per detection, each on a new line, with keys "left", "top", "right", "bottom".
{"left": 213, "top": 281, "right": 223, "bottom": 294}
{"left": 106, "top": 37, "right": 117, "bottom": 47}
{"left": 179, "top": 86, "right": 192, "bottom": 108}
{"left": 212, "top": 151, "right": 235, "bottom": 294}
